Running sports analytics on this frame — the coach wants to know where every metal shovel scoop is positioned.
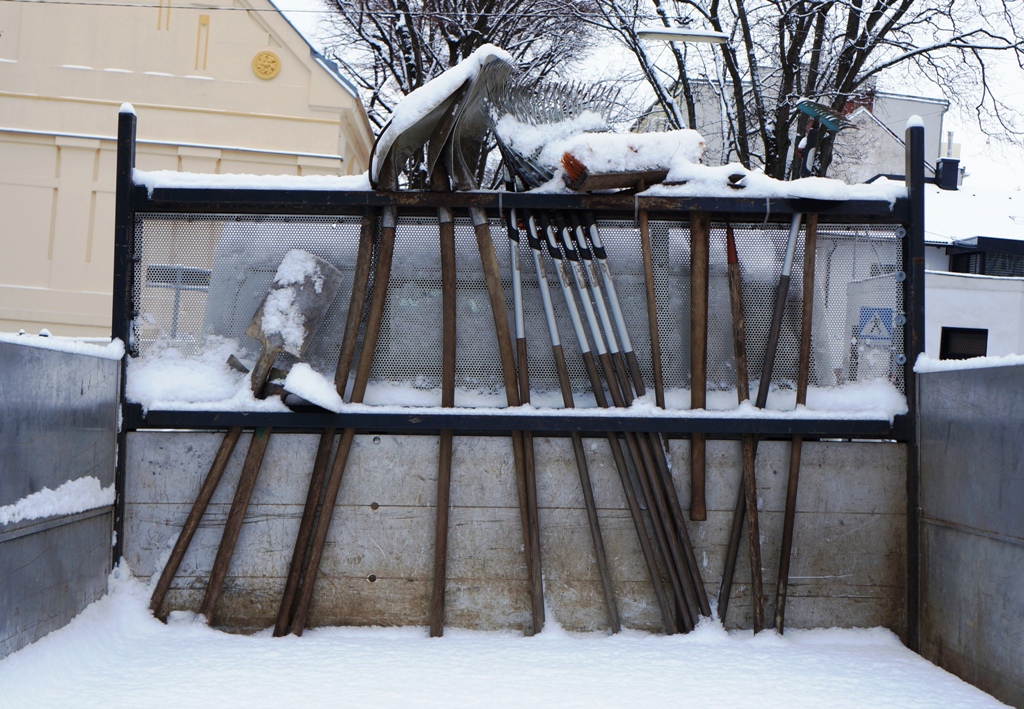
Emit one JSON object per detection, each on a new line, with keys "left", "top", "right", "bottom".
{"left": 244, "top": 249, "right": 344, "bottom": 395}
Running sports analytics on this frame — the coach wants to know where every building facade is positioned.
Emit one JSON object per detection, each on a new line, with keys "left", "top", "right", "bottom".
{"left": 0, "top": 0, "right": 373, "bottom": 336}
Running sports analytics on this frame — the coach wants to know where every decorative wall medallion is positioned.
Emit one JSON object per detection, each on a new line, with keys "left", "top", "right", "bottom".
{"left": 252, "top": 50, "right": 281, "bottom": 80}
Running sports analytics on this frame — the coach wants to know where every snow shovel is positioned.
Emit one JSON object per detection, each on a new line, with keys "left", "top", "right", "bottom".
{"left": 198, "top": 251, "right": 343, "bottom": 624}
{"left": 244, "top": 251, "right": 345, "bottom": 395}
{"left": 149, "top": 251, "right": 342, "bottom": 622}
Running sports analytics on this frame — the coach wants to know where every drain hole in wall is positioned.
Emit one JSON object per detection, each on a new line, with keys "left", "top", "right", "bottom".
{"left": 370, "top": 502, "right": 379, "bottom": 511}
{"left": 367, "top": 574, "right": 377, "bottom": 583}
{"left": 372, "top": 436, "right": 381, "bottom": 445}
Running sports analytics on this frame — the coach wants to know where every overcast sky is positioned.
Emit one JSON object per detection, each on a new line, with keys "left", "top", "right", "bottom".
{"left": 274, "top": 0, "right": 1024, "bottom": 190}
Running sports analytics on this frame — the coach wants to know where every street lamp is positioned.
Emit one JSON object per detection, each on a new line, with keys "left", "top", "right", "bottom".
{"left": 635, "top": 27, "right": 728, "bottom": 44}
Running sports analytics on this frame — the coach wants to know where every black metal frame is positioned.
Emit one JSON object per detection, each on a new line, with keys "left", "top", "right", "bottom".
{"left": 111, "top": 114, "right": 927, "bottom": 613}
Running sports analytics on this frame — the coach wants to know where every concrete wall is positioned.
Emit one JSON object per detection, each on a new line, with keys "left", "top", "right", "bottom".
{"left": 0, "top": 342, "right": 119, "bottom": 658}
{"left": 126, "top": 431, "right": 906, "bottom": 636}
{"left": 919, "top": 365, "right": 1024, "bottom": 708}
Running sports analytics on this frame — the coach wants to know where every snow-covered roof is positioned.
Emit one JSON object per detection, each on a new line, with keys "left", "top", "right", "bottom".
{"left": 924, "top": 182, "right": 1024, "bottom": 246}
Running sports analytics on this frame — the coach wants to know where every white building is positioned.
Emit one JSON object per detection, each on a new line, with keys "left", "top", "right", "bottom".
{"left": 924, "top": 182, "right": 1024, "bottom": 358}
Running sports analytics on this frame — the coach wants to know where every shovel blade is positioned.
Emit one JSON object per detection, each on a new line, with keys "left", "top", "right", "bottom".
{"left": 245, "top": 250, "right": 344, "bottom": 393}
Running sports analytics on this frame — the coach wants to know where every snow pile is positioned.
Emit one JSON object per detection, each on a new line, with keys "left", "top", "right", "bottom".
{"left": 283, "top": 363, "right": 344, "bottom": 412}
{"left": 915, "top": 351, "right": 1024, "bottom": 373}
{"left": 0, "top": 332, "right": 124, "bottom": 360}
{"left": 0, "top": 565, "right": 1004, "bottom": 708}
{"left": 125, "top": 338, "right": 289, "bottom": 413}
{"left": 0, "top": 476, "right": 115, "bottom": 526}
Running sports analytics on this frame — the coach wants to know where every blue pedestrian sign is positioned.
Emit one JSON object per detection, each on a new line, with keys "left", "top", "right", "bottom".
{"left": 858, "top": 307, "right": 893, "bottom": 341}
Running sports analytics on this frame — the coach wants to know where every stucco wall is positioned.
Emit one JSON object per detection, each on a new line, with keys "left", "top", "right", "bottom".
{"left": 925, "top": 270, "right": 1024, "bottom": 356}
{"left": 0, "top": 0, "right": 373, "bottom": 337}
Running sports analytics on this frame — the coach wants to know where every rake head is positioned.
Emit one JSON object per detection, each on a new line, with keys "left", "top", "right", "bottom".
{"left": 487, "top": 77, "right": 622, "bottom": 188}
{"left": 796, "top": 99, "right": 856, "bottom": 133}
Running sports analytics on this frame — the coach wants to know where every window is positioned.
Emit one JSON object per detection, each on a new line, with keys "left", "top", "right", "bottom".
{"left": 939, "top": 327, "right": 988, "bottom": 360}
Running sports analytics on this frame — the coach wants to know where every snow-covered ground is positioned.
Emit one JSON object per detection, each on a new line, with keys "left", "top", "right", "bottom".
{"left": 0, "top": 565, "right": 1003, "bottom": 708}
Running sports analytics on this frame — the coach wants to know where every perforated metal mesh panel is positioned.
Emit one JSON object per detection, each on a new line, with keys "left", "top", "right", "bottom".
{"left": 130, "top": 213, "right": 905, "bottom": 407}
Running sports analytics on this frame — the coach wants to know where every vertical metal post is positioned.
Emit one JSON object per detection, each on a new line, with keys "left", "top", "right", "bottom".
{"left": 904, "top": 122, "right": 926, "bottom": 651}
{"left": 111, "top": 106, "right": 136, "bottom": 564}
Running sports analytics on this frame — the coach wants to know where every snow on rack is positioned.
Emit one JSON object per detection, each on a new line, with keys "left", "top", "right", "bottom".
{"left": 647, "top": 167, "right": 907, "bottom": 204}
{"left": 0, "top": 332, "right": 124, "bottom": 360}
{"left": 128, "top": 338, "right": 907, "bottom": 421}
{"left": 0, "top": 476, "right": 115, "bottom": 526}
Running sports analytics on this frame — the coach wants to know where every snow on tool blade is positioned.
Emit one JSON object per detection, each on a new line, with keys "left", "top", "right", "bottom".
{"left": 245, "top": 250, "right": 343, "bottom": 395}
{"left": 560, "top": 130, "right": 705, "bottom": 191}
{"left": 369, "top": 44, "right": 513, "bottom": 190}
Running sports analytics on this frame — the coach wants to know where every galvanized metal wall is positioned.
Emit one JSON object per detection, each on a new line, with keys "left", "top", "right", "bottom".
{"left": 0, "top": 342, "right": 118, "bottom": 657}
{"left": 919, "top": 365, "right": 1024, "bottom": 708}
{"left": 126, "top": 431, "right": 906, "bottom": 635}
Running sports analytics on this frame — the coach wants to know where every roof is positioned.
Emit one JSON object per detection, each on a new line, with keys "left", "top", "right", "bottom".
{"left": 924, "top": 182, "right": 1024, "bottom": 246}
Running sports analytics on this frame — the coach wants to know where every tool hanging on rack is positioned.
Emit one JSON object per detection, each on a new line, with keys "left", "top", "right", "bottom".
{"left": 718, "top": 98, "right": 854, "bottom": 630}
{"left": 150, "top": 250, "right": 343, "bottom": 625}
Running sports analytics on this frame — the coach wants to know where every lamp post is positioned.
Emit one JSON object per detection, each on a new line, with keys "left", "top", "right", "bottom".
{"left": 635, "top": 27, "right": 728, "bottom": 44}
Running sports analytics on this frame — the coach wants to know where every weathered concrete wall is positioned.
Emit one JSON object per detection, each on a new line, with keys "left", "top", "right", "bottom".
{"left": 919, "top": 365, "right": 1024, "bottom": 708}
{"left": 0, "top": 342, "right": 118, "bottom": 658}
{"left": 126, "top": 430, "right": 906, "bottom": 636}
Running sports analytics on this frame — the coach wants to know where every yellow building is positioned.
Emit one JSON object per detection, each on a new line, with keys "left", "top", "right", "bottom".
{"left": 0, "top": 0, "right": 373, "bottom": 336}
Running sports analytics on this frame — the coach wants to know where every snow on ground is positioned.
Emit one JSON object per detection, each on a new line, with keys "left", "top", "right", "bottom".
{"left": 0, "top": 477, "right": 114, "bottom": 526}
{"left": 0, "top": 565, "right": 1003, "bottom": 709}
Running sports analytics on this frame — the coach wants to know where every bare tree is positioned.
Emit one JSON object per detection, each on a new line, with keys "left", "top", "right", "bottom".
{"left": 323, "top": 0, "right": 598, "bottom": 187}
{"left": 585, "top": 0, "right": 1024, "bottom": 179}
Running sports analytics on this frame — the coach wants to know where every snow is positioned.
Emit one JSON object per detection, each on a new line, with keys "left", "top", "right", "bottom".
{"left": 119, "top": 102, "right": 135, "bottom": 115}
{"left": 133, "top": 169, "right": 371, "bottom": 196}
{"left": 127, "top": 337, "right": 907, "bottom": 420}
{"left": 648, "top": 167, "right": 907, "bottom": 205}
{"left": 125, "top": 337, "right": 289, "bottom": 413}
{"left": 0, "top": 565, "right": 1003, "bottom": 708}
{"left": 370, "top": 44, "right": 513, "bottom": 183}
{"left": 915, "top": 351, "right": 1024, "bottom": 373}
{"left": 283, "top": 362, "right": 343, "bottom": 411}
{"left": 906, "top": 114, "right": 925, "bottom": 129}
{"left": 0, "top": 476, "right": 115, "bottom": 526}
{"left": 272, "top": 249, "right": 325, "bottom": 292}
{"left": 0, "top": 332, "right": 124, "bottom": 360}
{"left": 924, "top": 182, "right": 1024, "bottom": 245}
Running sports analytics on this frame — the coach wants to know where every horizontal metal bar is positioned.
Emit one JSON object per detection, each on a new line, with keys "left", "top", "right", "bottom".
{"left": 922, "top": 515, "right": 1024, "bottom": 549}
{"left": 132, "top": 186, "right": 908, "bottom": 223}
{"left": 124, "top": 403, "right": 907, "bottom": 440}
{"left": 0, "top": 506, "right": 112, "bottom": 544}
